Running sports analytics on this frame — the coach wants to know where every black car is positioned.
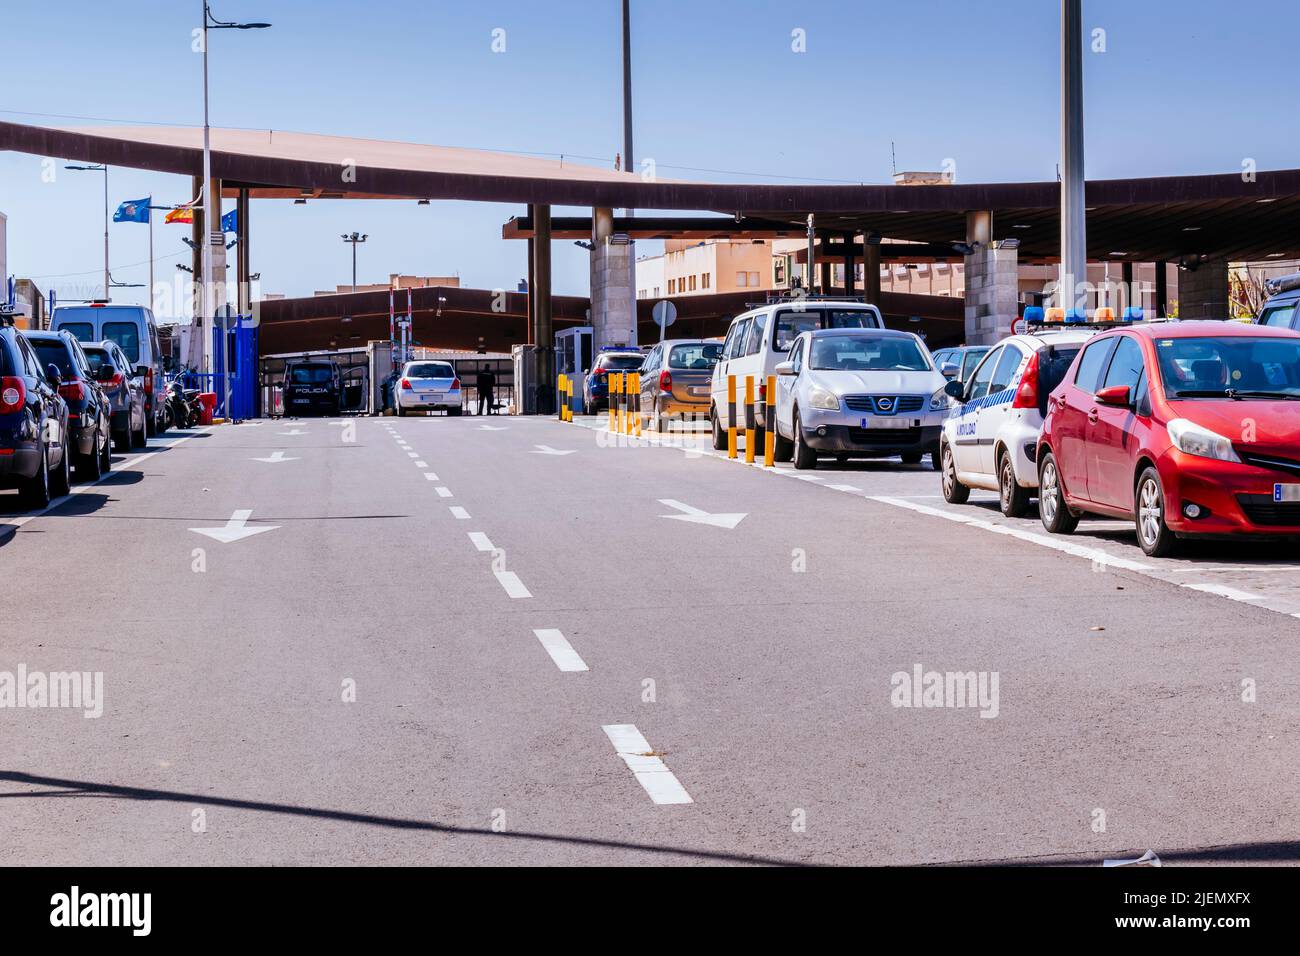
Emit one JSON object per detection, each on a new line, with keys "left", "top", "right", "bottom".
{"left": 25, "top": 330, "right": 113, "bottom": 480}
{"left": 0, "top": 313, "right": 72, "bottom": 507}
{"left": 83, "top": 340, "right": 148, "bottom": 452}
{"left": 283, "top": 360, "right": 341, "bottom": 417}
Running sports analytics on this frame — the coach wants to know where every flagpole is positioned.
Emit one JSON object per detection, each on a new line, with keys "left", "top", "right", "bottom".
{"left": 148, "top": 197, "right": 155, "bottom": 309}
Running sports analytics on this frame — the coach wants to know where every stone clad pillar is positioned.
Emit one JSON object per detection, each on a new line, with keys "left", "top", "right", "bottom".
{"left": 963, "top": 210, "right": 1018, "bottom": 345}
{"left": 589, "top": 206, "right": 637, "bottom": 350}
{"left": 1178, "top": 259, "right": 1229, "bottom": 320}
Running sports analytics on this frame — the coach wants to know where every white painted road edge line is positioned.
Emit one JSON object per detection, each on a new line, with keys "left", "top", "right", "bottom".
{"left": 1181, "top": 582, "right": 1268, "bottom": 604}
{"left": 494, "top": 570, "right": 532, "bottom": 599}
{"left": 601, "top": 724, "right": 693, "bottom": 805}
{"left": 435, "top": 486, "right": 453, "bottom": 497}
{"left": 868, "top": 495, "right": 1154, "bottom": 572}
{"left": 449, "top": 506, "right": 470, "bottom": 520}
{"left": 532, "top": 628, "right": 589, "bottom": 672}
{"left": 468, "top": 531, "right": 495, "bottom": 551}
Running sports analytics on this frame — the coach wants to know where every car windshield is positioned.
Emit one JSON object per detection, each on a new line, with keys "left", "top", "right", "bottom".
{"left": 57, "top": 321, "right": 95, "bottom": 343}
{"left": 407, "top": 363, "right": 454, "bottom": 378}
{"left": 1157, "top": 336, "right": 1300, "bottom": 398}
{"left": 289, "top": 365, "right": 335, "bottom": 385}
{"left": 809, "top": 336, "right": 929, "bottom": 371}
{"left": 31, "top": 340, "right": 77, "bottom": 377}
{"left": 1258, "top": 302, "right": 1297, "bottom": 328}
{"left": 598, "top": 354, "right": 644, "bottom": 370}
{"left": 103, "top": 322, "right": 142, "bottom": 364}
{"left": 668, "top": 343, "right": 722, "bottom": 369}
{"left": 83, "top": 348, "right": 110, "bottom": 371}
{"left": 774, "top": 309, "right": 874, "bottom": 352}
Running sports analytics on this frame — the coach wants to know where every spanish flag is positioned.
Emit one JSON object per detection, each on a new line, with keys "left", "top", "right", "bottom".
{"left": 164, "top": 189, "right": 203, "bottom": 224}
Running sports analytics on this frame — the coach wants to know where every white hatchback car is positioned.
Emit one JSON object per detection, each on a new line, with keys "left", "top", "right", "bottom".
{"left": 395, "top": 360, "right": 463, "bottom": 416}
{"left": 939, "top": 327, "right": 1097, "bottom": 515}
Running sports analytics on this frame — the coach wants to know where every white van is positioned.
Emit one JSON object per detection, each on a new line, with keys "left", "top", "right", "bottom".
{"left": 51, "top": 304, "right": 167, "bottom": 435}
{"left": 709, "top": 298, "right": 884, "bottom": 449}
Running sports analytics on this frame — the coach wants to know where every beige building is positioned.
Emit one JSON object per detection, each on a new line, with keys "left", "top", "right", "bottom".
{"left": 637, "top": 239, "right": 779, "bottom": 300}
{"left": 315, "top": 273, "right": 460, "bottom": 297}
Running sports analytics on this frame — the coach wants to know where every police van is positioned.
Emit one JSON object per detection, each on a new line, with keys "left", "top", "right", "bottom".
{"left": 1256, "top": 273, "right": 1300, "bottom": 331}
{"left": 939, "top": 318, "right": 1098, "bottom": 516}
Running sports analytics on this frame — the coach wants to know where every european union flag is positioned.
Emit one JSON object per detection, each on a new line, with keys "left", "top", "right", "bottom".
{"left": 221, "top": 209, "right": 238, "bottom": 233}
{"left": 113, "top": 197, "right": 151, "bottom": 224}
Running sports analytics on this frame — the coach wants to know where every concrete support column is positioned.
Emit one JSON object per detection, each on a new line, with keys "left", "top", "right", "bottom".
{"left": 588, "top": 205, "right": 636, "bottom": 351}
{"left": 843, "top": 233, "right": 856, "bottom": 296}
{"left": 1178, "top": 259, "right": 1229, "bottom": 320}
{"left": 963, "top": 211, "right": 1019, "bottom": 345}
{"left": 532, "top": 204, "right": 553, "bottom": 409}
{"left": 1155, "top": 261, "right": 1169, "bottom": 317}
{"left": 864, "top": 244, "right": 881, "bottom": 306}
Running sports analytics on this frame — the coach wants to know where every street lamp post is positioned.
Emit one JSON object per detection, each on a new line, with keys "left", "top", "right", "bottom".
{"left": 201, "top": 2, "right": 270, "bottom": 421}
{"left": 341, "top": 232, "right": 368, "bottom": 293}
{"left": 1060, "top": 0, "right": 1087, "bottom": 316}
{"left": 66, "top": 164, "right": 109, "bottom": 300}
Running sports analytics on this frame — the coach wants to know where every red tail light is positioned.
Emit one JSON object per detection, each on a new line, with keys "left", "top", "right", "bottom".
{"left": 401, "top": 378, "right": 412, "bottom": 390}
{"left": 1012, "top": 351, "right": 1040, "bottom": 409}
{"left": 451, "top": 378, "right": 460, "bottom": 390}
{"left": 106, "top": 372, "right": 125, "bottom": 389}
{"left": 0, "top": 376, "right": 25, "bottom": 414}
{"left": 144, "top": 367, "right": 153, "bottom": 394}
{"left": 659, "top": 370, "right": 672, "bottom": 392}
{"left": 594, "top": 368, "right": 607, "bottom": 378}
{"left": 59, "top": 381, "right": 86, "bottom": 403}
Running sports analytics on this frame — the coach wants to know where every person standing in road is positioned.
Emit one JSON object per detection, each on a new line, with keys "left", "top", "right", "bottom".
{"left": 476, "top": 363, "right": 496, "bottom": 415}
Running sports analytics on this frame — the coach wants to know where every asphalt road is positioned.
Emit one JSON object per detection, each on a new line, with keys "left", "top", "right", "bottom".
{"left": 2, "top": 412, "right": 1299, "bottom": 866}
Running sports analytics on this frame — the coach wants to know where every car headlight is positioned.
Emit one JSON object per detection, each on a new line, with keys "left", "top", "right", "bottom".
{"left": 1166, "top": 418, "right": 1241, "bottom": 462}
{"left": 809, "top": 387, "right": 840, "bottom": 411}
{"left": 929, "top": 387, "right": 950, "bottom": 412}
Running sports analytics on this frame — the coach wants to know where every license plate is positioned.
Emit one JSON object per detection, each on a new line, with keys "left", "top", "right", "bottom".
{"left": 422, "top": 393, "right": 442, "bottom": 402}
{"left": 1274, "top": 484, "right": 1300, "bottom": 502}
{"left": 689, "top": 386, "right": 708, "bottom": 396}
{"left": 861, "top": 417, "right": 917, "bottom": 429}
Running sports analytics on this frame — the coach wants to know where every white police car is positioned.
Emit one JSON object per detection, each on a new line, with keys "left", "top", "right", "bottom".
{"left": 939, "top": 323, "right": 1098, "bottom": 515}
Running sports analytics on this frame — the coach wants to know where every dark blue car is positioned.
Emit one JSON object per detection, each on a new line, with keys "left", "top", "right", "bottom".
{"left": 24, "top": 330, "right": 113, "bottom": 481}
{"left": 583, "top": 349, "right": 646, "bottom": 414}
{"left": 0, "top": 315, "right": 71, "bottom": 508}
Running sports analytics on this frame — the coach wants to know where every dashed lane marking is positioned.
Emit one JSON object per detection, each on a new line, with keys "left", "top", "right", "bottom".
{"left": 449, "top": 506, "right": 470, "bottom": 520}
{"left": 494, "top": 570, "right": 532, "bottom": 599}
{"left": 602, "top": 724, "right": 693, "bottom": 805}
{"left": 468, "top": 532, "right": 495, "bottom": 552}
{"left": 435, "top": 486, "right": 453, "bottom": 497}
{"left": 532, "top": 628, "right": 589, "bottom": 672}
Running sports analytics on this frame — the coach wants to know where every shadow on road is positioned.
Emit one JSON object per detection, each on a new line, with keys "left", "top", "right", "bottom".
{"left": 0, "top": 770, "right": 804, "bottom": 866}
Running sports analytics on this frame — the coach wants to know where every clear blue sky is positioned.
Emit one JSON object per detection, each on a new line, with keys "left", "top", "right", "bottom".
{"left": 2, "top": 0, "right": 1296, "bottom": 309}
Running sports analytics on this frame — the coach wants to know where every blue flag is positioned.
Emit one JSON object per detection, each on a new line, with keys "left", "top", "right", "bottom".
{"left": 113, "top": 197, "right": 151, "bottom": 223}
{"left": 221, "top": 209, "right": 238, "bottom": 233}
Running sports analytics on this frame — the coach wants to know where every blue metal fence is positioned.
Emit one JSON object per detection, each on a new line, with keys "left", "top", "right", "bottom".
{"left": 210, "top": 314, "right": 259, "bottom": 420}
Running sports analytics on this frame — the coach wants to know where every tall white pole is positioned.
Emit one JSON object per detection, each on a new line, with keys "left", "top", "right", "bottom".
{"left": 201, "top": 1, "right": 213, "bottom": 376}
{"left": 102, "top": 165, "right": 110, "bottom": 300}
{"left": 148, "top": 201, "right": 155, "bottom": 308}
{"left": 1060, "top": 0, "right": 1087, "bottom": 318}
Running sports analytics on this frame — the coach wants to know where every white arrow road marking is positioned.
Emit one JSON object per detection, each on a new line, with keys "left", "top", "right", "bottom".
{"left": 189, "top": 509, "right": 279, "bottom": 544}
{"left": 250, "top": 451, "right": 298, "bottom": 464}
{"left": 657, "top": 498, "right": 747, "bottom": 530}
{"left": 602, "top": 724, "right": 692, "bottom": 805}
{"left": 478, "top": 424, "right": 508, "bottom": 431}
{"left": 277, "top": 429, "right": 307, "bottom": 436}
{"left": 533, "top": 629, "right": 588, "bottom": 672}
{"left": 531, "top": 444, "right": 576, "bottom": 456}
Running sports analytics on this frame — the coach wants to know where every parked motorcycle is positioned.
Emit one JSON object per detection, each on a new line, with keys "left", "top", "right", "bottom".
{"left": 166, "top": 376, "right": 203, "bottom": 429}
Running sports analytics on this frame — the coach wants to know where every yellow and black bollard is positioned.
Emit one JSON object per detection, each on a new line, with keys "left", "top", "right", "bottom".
{"left": 608, "top": 373, "right": 618, "bottom": 431}
{"left": 744, "top": 376, "right": 756, "bottom": 464}
{"left": 764, "top": 374, "right": 777, "bottom": 467}
{"left": 557, "top": 374, "right": 567, "bottom": 421}
{"left": 727, "top": 374, "right": 738, "bottom": 459}
{"left": 632, "top": 372, "right": 642, "bottom": 437}
{"left": 566, "top": 376, "right": 574, "bottom": 421}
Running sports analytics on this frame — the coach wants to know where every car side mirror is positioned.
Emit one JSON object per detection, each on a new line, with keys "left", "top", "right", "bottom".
{"left": 775, "top": 361, "right": 796, "bottom": 376}
{"left": 45, "top": 364, "right": 62, "bottom": 387}
{"left": 941, "top": 362, "right": 959, "bottom": 379}
{"left": 943, "top": 379, "right": 965, "bottom": 400}
{"left": 1095, "top": 385, "right": 1132, "bottom": 407}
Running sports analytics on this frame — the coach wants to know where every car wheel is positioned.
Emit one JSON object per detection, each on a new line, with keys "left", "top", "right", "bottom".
{"left": 50, "top": 437, "right": 71, "bottom": 498}
{"left": 146, "top": 409, "right": 157, "bottom": 438}
{"left": 930, "top": 443, "right": 943, "bottom": 472}
{"left": 774, "top": 426, "right": 794, "bottom": 463}
{"left": 396, "top": 403, "right": 406, "bottom": 417}
{"left": 1038, "top": 451, "right": 1079, "bottom": 535}
{"left": 133, "top": 415, "right": 148, "bottom": 448}
{"left": 998, "top": 449, "right": 1031, "bottom": 518}
{"left": 710, "top": 405, "right": 727, "bottom": 451}
{"left": 792, "top": 409, "right": 817, "bottom": 470}
{"left": 113, "top": 430, "right": 131, "bottom": 453}
{"left": 1135, "top": 466, "right": 1178, "bottom": 557}
{"left": 941, "top": 442, "right": 970, "bottom": 504}
{"left": 449, "top": 406, "right": 463, "bottom": 417}
{"left": 78, "top": 429, "right": 103, "bottom": 481}
{"left": 655, "top": 401, "right": 668, "bottom": 432}
{"left": 900, "top": 452, "right": 923, "bottom": 465}
{"left": 19, "top": 444, "right": 51, "bottom": 509}
{"left": 100, "top": 427, "right": 113, "bottom": 473}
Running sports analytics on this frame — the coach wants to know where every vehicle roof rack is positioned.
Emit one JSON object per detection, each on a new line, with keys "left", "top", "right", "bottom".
{"left": 745, "top": 293, "right": 870, "bottom": 309}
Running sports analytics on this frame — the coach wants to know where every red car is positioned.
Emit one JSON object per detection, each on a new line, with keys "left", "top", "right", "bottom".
{"left": 1037, "top": 321, "right": 1300, "bottom": 556}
